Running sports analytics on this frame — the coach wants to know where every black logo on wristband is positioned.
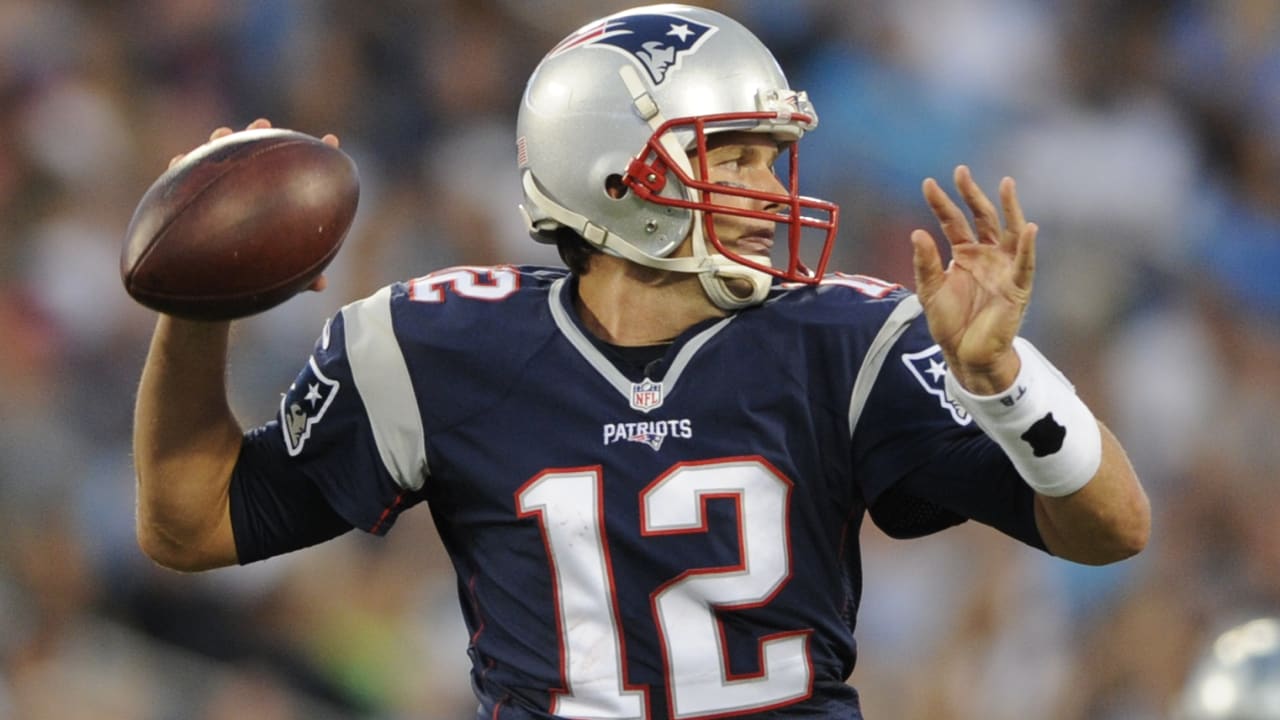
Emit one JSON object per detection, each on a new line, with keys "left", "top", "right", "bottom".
{"left": 1022, "top": 413, "right": 1066, "bottom": 456}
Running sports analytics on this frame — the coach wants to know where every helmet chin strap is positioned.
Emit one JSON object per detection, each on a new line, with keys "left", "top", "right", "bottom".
{"left": 688, "top": 215, "right": 773, "bottom": 309}
{"left": 521, "top": 170, "right": 771, "bottom": 310}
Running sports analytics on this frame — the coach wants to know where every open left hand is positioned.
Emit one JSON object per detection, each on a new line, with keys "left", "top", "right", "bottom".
{"left": 910, "top": 165, "right": 1037, "bottom": 395}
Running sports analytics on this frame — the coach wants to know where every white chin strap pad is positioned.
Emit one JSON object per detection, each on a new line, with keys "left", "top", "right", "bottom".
{"left": 698, "top": 262, "right": 772, "bottom": 309}
{"left": 690, "top": 216, "right": 771, "bottom": 309}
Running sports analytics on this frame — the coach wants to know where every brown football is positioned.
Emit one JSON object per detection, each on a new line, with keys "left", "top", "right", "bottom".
{"left": 121, "top": 128, "right": 360, "bottom": 321}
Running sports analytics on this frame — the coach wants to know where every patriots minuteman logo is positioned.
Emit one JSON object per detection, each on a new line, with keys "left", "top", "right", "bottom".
{"left": 902, "top": 345, "right": 971, "bottom": 426}
{"left": 548, "top": 11, "right": 717, "bottom": 85}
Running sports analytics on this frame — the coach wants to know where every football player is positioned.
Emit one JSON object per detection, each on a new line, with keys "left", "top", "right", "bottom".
{"left": 131, "top": 5, "right": 1150, "bottom": 718}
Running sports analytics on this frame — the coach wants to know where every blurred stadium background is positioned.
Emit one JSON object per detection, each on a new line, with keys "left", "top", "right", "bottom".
{"left": 0, "top": 0, "right": 1277, "bottom": 718}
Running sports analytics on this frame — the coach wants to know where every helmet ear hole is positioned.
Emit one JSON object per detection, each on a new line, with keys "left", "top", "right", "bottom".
{"left": 604, "top": 174, "right": 629, "bottom": 200}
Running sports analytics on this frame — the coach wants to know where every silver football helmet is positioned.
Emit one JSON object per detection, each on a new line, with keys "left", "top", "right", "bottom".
{"left": 517, "top": 4, "right": 839, "bottom": 309}
{"left": 1175, "top": 617, "right": 1280, "bottom": 720}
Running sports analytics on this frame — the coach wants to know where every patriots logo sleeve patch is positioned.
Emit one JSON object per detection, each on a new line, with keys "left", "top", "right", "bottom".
{"left": 901, "top": 345, "right": 972, "bottom": 426}
{"left": 548, "top": 11, "right": 717, "bottom": 85}
{"left": 280, "top": 356, "right": 340, "bottom": 456}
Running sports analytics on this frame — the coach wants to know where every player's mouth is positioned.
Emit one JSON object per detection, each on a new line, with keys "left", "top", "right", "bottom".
{"left": 729, "top": 231, "right": 774, "bottom": 256}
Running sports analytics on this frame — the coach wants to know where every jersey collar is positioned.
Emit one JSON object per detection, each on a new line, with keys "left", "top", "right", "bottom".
{"left": 548, "top": 276, "right": 736, "bottom": 414}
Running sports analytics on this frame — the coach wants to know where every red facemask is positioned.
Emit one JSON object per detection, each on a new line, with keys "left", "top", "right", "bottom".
{"left": 622, "top": 112, "right": 840, "bottom": 282}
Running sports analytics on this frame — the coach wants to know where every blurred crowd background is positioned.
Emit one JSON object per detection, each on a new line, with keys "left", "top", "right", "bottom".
{"left": 0, "top": 0, "right": 1277, "bottom": 718}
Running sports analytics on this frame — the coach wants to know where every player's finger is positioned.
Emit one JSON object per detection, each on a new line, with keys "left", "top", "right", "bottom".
{"left": 169, "top": 153, "right": 186, "bottom": 169}
{"left": 246, "top": 118, "right": 272, "bottom": 130}
{"left": 910, "top": 228, "right": 946, "bottom": 295}
{"left": 922, "top": 177, "right": 975, "bottom": 246}
{"left": 999, "top": 177, "right": 1026, "bottom": 252}
{"left": 955, "top": 166, "right": 1000, "bottom": 245}
{"left": 321, "top": 133, "right": 340, "bottom": 148}
{"left": 209, "top": 126, "right": 234, "bottom": 142}
{"left": 307, "top": 274, "right": 328, "bottom": 293}
{"left": 1012, "top": 222, "right": 1037, "bottom": 292}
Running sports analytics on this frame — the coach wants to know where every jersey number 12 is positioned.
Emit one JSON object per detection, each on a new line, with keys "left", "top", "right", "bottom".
{"left": 516, "top": 456, "right": 812, "bottom": 719}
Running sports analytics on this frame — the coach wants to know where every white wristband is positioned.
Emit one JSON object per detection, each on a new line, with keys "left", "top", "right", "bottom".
{"left": 944, "top": 338, "right": 1102, "bottom": 497}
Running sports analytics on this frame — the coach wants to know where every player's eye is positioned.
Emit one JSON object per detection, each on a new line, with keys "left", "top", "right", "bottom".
{"left": 712, "top": 154, "right": 741, "bottom": 171}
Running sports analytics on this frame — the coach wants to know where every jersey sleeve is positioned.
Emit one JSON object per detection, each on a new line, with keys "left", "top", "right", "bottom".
{"left": 850, "top": 306, "right": 1045, "bottom": 550}
{"left": 229, "top": 289, "right": 428, "bottom": 563}
{"left": 229, "top": 427, "right": 354, "bottom": 564}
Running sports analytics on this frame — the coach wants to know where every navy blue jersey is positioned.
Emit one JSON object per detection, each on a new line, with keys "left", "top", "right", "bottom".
{"left": 235, "top": 265, "right": 1044, "bottom": 720}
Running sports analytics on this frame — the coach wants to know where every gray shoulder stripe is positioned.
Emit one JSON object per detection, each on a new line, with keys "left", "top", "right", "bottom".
{"left": 342, "top": 285, "right": 429, "bottom": 491}
{"left": 847, "top": 294, "right": 924, "bottom": 439}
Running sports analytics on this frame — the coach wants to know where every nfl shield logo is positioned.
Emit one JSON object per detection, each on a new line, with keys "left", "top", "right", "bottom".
{"left": 630, "top": 379, "right": 664, "bottom": 412}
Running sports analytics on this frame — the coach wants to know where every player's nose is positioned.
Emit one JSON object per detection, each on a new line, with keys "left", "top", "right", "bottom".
{"left": 751, "top": 169, "right": 788, "bottom": 210}
{"left": 760, "top": 177, "right": 788, "bottom": 213}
